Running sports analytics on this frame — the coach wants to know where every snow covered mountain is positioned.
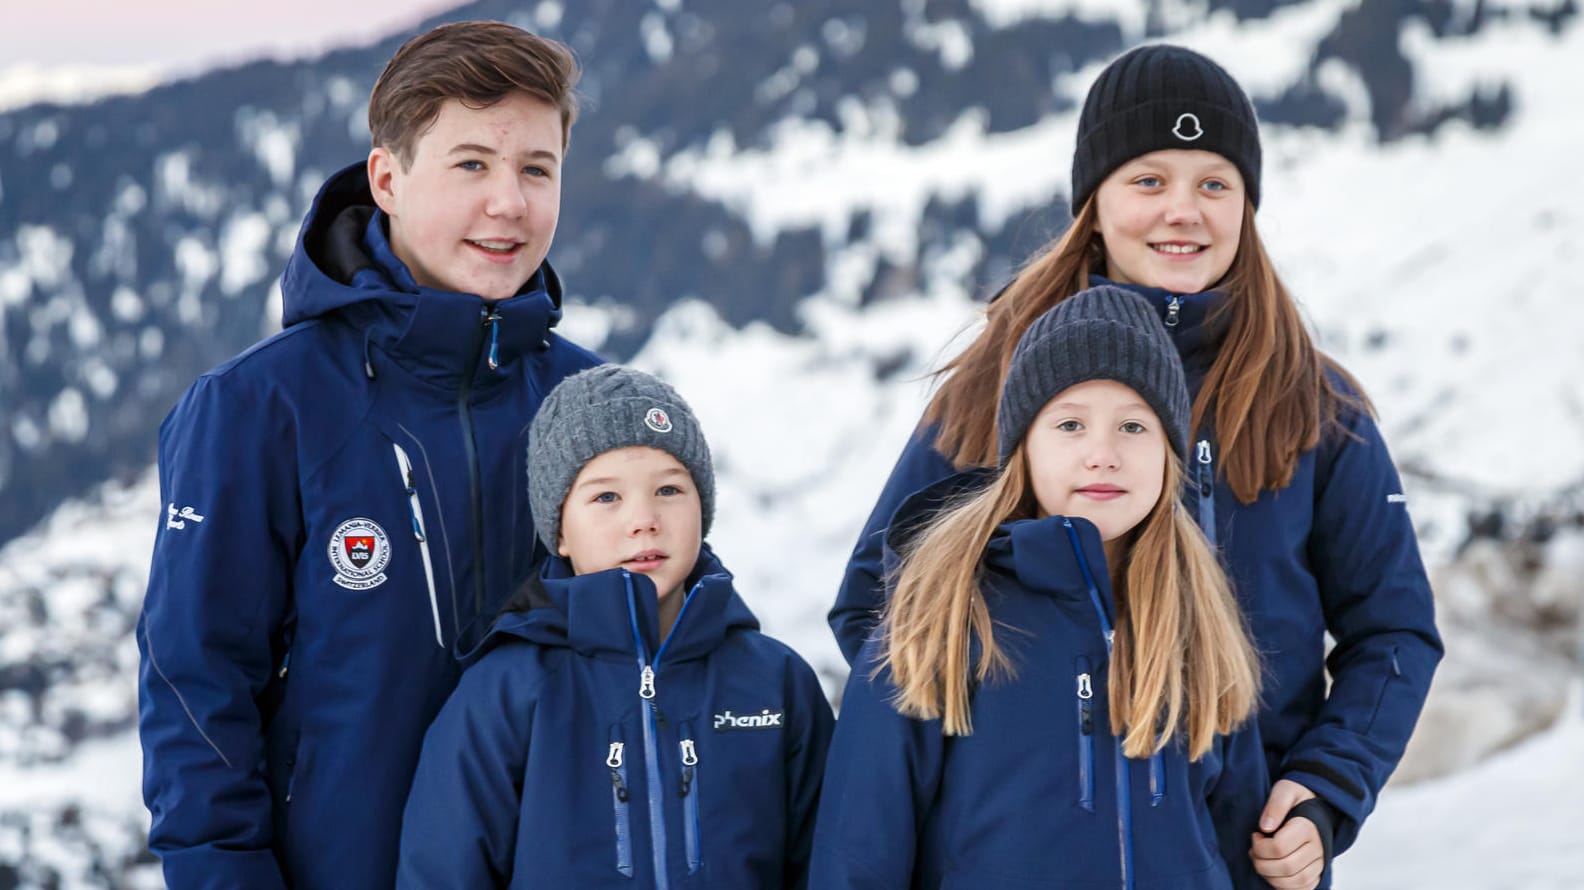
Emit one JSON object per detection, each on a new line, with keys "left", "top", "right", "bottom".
{"left": 1, "top": 0, "right": 1580, "bottom": 885}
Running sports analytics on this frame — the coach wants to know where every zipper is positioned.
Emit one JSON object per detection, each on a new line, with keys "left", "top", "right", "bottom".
{"left": 1195, "top": 439, "right": 1216, "bottom": 547}
{"left": 608, "top": 732, "right": 634, "bottom": 877}
{"left": 624, "top": 572, "right": 704, "bottom": 890}
{"left": 393, "top": 443, "right": 443, "bottom": 647}
{"left": 679, "top": 725, "right": 702, "bottom": 873}
{"left": 1064, "top": 519, "right": 1135, "bottom": 890}
{"left": 458, "top": 312, "right": 489, "bottom": 626}
{"left": 1148, "top": 751, "right": 1165, "bottom": 807}
{"left": 1077, "top": 663, "right": 1095, "bottom": 813}
{"left": 1164, "top": 295, "right": 1181, "bottom": 328}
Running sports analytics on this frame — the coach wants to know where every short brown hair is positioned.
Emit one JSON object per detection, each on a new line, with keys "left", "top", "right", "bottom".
{"left": 368, "top": 20, "right": 580, "bottom": 165}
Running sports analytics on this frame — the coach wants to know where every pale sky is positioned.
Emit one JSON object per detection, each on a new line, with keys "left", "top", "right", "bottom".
{"left": 0, "top": 0, "right": 464, "bottom": 72}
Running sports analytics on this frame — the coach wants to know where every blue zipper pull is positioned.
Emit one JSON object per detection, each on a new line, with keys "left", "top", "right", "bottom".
{"left": 482, "top": 308, "right": 501, "bottom": 370}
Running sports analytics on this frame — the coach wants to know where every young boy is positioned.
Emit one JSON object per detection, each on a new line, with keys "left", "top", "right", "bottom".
{"left": 137, "top": 22, "right": 603, "bottom": 889}
{"left": 398, "top": 365, "right": 835, "bottom": 889}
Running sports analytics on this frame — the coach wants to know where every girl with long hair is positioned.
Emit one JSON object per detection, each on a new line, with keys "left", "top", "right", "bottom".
{"left": 827, "top": 44, "right": 1441, "bottom": 887}
{"left": 810, "top": 285, "right": 1273, "bottom": 888}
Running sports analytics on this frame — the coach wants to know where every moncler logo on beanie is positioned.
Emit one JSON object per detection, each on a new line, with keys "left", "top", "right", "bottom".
{"left": 1070, "top": 43, "right": 1262, "bottom": 213}
{"left": 644, "top": 407, "right": 672, "bottom": 433}
{"left": 528, "top": 365, "right": 715, "bottom": 550}
{"left": 997, "top": 285, "right": 1192, "bottom": 466}
{"left": 1172, "top": 112, "right": 1203, "bottom": 142}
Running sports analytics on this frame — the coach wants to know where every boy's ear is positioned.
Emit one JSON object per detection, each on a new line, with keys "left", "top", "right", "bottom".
{"left": 367, "top": 147, "right": 399, "bottom": 215}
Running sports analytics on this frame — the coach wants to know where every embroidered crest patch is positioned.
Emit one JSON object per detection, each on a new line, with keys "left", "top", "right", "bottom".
{"left": 329, "top": 518, "right": 391, "bottom": 590}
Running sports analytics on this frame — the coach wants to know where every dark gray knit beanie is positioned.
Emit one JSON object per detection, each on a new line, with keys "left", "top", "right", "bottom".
{"left": 1071, "top": 43, "right": 1262, "bottom": 213}
{"left": 997, "top": 285, "right": 1191, "bottom": 465}
{"left": 528, "top": 365, "right": 714, "bottom": 551}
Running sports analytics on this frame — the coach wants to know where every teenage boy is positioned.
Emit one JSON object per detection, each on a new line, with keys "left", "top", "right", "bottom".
{"left": 137, "top": 21, "right": 602, "bottom": 889}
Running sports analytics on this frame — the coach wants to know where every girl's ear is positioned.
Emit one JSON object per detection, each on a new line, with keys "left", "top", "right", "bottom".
{"left": 556, "top": 533, "right": 569, "bottom": 559}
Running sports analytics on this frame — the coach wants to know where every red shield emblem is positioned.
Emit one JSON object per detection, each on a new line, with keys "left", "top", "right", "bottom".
{"left": 343, "top": 536, "right": 376, "bottom": 568}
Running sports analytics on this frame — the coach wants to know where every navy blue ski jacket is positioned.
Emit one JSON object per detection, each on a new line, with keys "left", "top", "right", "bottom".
{"left": 827, "top": 277, "right": 1442, "bottom": 858}
{"left": 398, "top": 549, "right": 834, "bottom": 889}
{"left": 811, "top": 489, "right": 1270, "bottom": 889}
{"left": 136, "top": 162, "right": 602, "bottom": 889}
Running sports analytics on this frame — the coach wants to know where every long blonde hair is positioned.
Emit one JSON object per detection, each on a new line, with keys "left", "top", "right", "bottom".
{"left": 879, "top": 449, "right": 1260, "bottom": 760}
{"left": 924, "top": 199, "right": 1368, "bottom": 504}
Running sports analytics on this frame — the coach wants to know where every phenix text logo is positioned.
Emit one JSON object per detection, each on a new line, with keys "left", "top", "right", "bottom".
{"left": 713, "top": 709, "right": 784, "bottom": 731}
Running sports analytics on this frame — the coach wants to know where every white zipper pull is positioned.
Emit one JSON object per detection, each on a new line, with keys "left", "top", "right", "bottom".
{"left": 680, "top": 738, "right": 697, "bottom": 766}
{"left": 1197, "top": 439, "right": 1212, "bottom": 465}
{"left": 1165, "top": 295, "right": 1182, "bottom": 327}
{"left": 1077, "top": 673, "right": 1093, "bottom": 700}
{"left": 639, "top": 665, "right": 656, "bottom": 700}
{"left": 606, "top": 741, "right": 624, "bottom": 768}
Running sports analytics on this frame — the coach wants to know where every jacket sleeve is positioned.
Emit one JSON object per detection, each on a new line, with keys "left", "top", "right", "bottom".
{"left": 1207, "top": 723, "right": 1272, "bottom": 889}
{"left": 807, "top": 642, "right": 943, "bottom": 889}
{"left": 397, "top": 649, "right": 537, "bottom": 888}
{"left": 781, "top": 653, "right": 837, "bottom": 890}
{"left": 828, "top": 424, "right": 958, "bottom": 665}
{"left": 1283, "top": 403, "right": 1443, "bottom": 853}
{"left": 137, "top": 374, "right": 298, "bottom": 890}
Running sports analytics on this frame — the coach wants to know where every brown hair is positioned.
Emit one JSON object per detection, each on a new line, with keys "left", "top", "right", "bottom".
{"left": 368, "top": 20, "right": 581, "bottom": 166}
{"left": 879, "top": 450, "right": 1260, "bottom": 758}
{"left": 924, "top": 199, "right": 1368, "bottom": 504}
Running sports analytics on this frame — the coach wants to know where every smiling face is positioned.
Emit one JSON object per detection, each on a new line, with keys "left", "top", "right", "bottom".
{"left": 1024, "top": 379, "right": 1168, "bottom": 543}
{"left": 368, "top": 92, "right": 563, "bottom": 301}
{"left": 1095, "top": 149, "right": 1244, "bottom": 295}
{"left": 557, "top": 446, "right": 702, "bottom": 602}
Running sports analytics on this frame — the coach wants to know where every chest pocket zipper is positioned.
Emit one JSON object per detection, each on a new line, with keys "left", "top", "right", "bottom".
{"left": 392, "top": 443, "right": 443, "bottom": 648}
{"left": 679, "top": 725, "right": 703, "bottom": 874}
{"left": 608, "top": 733, "right": 634, "bottom": 877}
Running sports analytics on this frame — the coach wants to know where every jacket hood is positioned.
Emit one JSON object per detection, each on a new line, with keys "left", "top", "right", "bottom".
{"left": 278, "top": 162, "right": 568, "bottom": 386}
{"left": 479, "top": 546, "right": 760, "bottom": 665}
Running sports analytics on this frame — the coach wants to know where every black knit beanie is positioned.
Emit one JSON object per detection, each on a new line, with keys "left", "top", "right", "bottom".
{"left": 528, "top": 365, "right": 715, "bottom": 551}
{"left": 1071, "top": 43, "right": 1262, "bottom": 213}
{"left": 997, "top": 285, "right": 1191, "bottom": 466}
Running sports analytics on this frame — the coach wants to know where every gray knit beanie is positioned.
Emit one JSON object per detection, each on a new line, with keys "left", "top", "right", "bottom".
{"left": 528, "top": 365, "right": 715, "bottom": 551}
{"left": 997, "top": 285, "right": 1191, "bottom": 465}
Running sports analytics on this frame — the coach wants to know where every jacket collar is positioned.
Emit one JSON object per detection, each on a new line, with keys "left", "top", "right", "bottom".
{"left": 882, "top": 470, "right": 1117, "bottom": 617}
{"left": 1090, "top": 274, "right": 1228, "bottom": 381}
{"left": 280, "top": 162, "right": 565, "bottom": 391}
{"left": 483, "top": 547, "right": 760, "bottom": 664}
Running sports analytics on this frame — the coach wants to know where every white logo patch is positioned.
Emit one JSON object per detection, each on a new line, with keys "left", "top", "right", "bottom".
{"left": 1172, "top": 112, "right": 1204, "bottom": 142}
{"left": 166, "top": 504, "right": 206, "bottom": 530}
{"left": 329, "top": 518, "right": 391, "bottom": 590}
{"left": 1387, "top": 493, "right": 1408, "bottom": 504}
{"left": 714, "top": 708, "right": 784, "bottom": 731}
{"left": 644, "top": 407, "right": 673, "bottom": 433}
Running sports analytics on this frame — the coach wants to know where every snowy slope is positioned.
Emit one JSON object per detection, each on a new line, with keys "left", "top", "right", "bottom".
{"left": 1, "top": 1, "right": 1581, "bottom": 886}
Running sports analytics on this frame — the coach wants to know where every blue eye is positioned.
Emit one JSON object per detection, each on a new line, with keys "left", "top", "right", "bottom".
{"left": 657, "top": 485, "right": 683, "bottom": 497}
{"left": 1201, "top": 179, "right": 1227, "bottom": 192}
{"left": 1120, "top": 421, "right": 1147, "bottom": 434}
{"left": 524, "top": 165, "right": 549, "bottom": 178}
{"left": 1056, "top": 420, "right": 1083, "bottom": 432}
{"left": 593, "top": 491, "right": 618, "bottom": 504}
{"left": 458, "top": 160, "right": 484, "bottom": 171}
{"left": 1134, "top": 175, "right": 1162, "bottom": 188}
